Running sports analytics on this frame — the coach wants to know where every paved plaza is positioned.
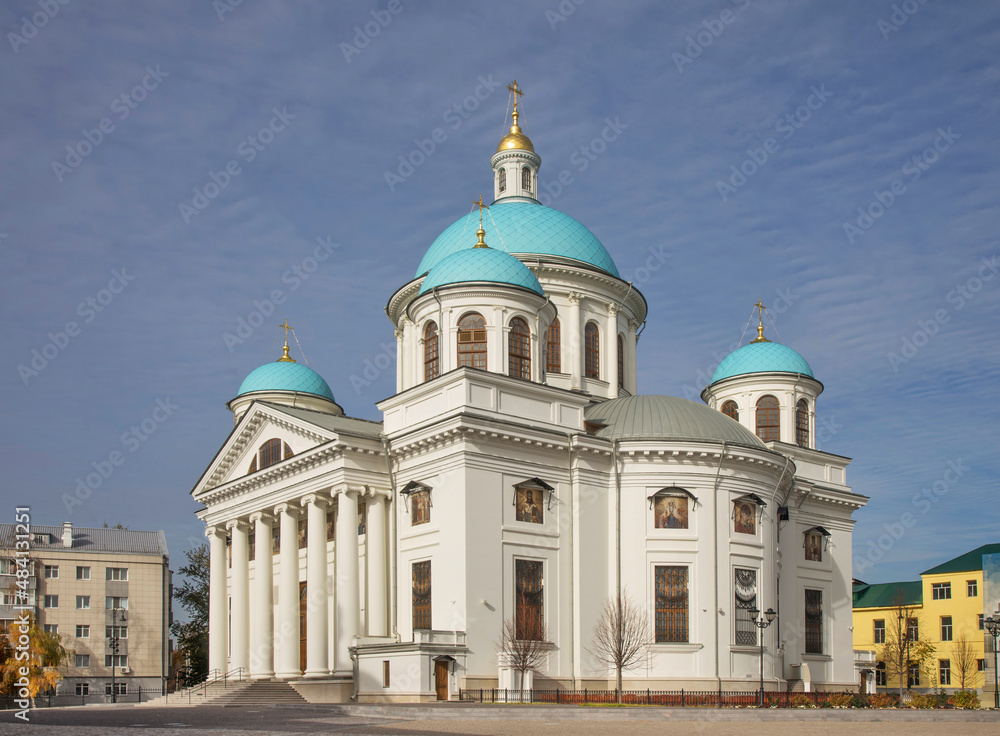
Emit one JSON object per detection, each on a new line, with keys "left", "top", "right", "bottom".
{"left": 1, "top": 704, "right": 998, "bottom": 736}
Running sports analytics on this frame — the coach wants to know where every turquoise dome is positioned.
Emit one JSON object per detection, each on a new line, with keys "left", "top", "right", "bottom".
{"left": 416, "top": 201, "right": 620, "bottom": 278}
{"left": 418, "top": 247, "right": 544, "bottom": 296}
{"left": 711, "top": 341, "right": 814, "bottom": 384}
{"left": 237, "top": 360, "right": 336, "bottom": 401}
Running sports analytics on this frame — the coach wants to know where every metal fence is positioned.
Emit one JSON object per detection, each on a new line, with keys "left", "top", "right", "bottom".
{"left": 458, "top": 688, "right": 862, "bottom": 707}
{"left": 2, "top": 687, "right": 164, "bottom": 709}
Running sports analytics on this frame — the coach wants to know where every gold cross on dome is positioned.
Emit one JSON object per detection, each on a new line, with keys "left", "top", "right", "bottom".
{"left": 277, "top": 319, "right": 296, "bottom": 362}
{"left": 472, "top": 195, "right": 489, "bottom": 248}
{"left": 279, "top": 319, "right": 294, "bottom": 340}
{"left": 751, "top": 300, "right": 770, "bottom": 343}
{"left": 506, "top": 80, "right": 524, "bottom": 110}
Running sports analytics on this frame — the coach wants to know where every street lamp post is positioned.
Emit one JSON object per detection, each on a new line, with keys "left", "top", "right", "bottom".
{"left": 108, "top": 607, "right": 127, "bottom": 704}
{"left": 985, "top": 616, "right": 999, "bottom": 710}
{"left": 748, "top": 606, "right": 777, "bottom": 707}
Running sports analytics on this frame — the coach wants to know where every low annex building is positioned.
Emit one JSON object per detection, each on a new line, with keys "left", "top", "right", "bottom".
{"left": 191, "top": 84, "right": 867, "bottom": 702}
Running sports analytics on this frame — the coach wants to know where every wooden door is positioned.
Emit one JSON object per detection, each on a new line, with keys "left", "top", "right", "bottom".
{"left": 299, "top": 581, "right": 307, "bottom": 673}
{"left": 434, "top": 660, "right": 449, "bottom": 700}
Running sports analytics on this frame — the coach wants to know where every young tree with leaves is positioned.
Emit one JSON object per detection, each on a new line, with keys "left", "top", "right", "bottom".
{"left": 0, "top": 614, "right": 69, "bottom": 703}
{"left": 588, "top": 591, "right": 652, "bottom": 702}
{"left": 170, "top": 544, "right": 210, "bottom": 686}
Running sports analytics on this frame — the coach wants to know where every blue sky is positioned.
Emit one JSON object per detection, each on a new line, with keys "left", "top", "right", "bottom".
{"left": 2, "top": 0, "right": 998, "bottom": 586}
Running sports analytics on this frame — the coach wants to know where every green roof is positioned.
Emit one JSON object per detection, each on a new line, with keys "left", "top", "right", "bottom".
{"left": 921, "top": 543, "right": 1000, "bottom": 576}
{"left": 853, "top": 580, "right": 922, "bottom": 609}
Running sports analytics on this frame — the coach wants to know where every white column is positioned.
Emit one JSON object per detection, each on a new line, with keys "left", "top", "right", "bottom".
{"left": 249, "top": 511, "right": 274, "bottom": 679}
{"left": 206, "top": 525, "right": 228, "bottom": 677}
{"left": 335, "top": 489, "right": 360, "bottom": 674}
{"left": 303, "top": 494, "right": 330, "bottom": 677}
{"left": 227, "top": 520, "right": 250, "bottom": 676}
{"left": 606, "top": 304, "right": 619, "bottom": 399}
{"left": 395, "top": 327, "right": 404, "bottom": 392}
{"left": 274, "top": 503, "right": 301, "bottom": 679}
{"left": 367, "top": 495, "right": 387, "bottom": 637}
{"left": 568, "top": 293, "right": 582, "bottom": 390}
{"left": 627, "top": 318, "right": 638, "bottom": 394}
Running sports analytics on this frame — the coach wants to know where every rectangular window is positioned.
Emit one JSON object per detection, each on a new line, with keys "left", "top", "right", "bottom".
{"left": 931, "top": 582, "right": 951, "bottom": 600}
{"left": 908, "top": 664, "right": 920, "bottom": 687}
{"left": 979, "top": 614, "right": 985, "bottom": 631}
{"left": 383, "top": 660, "right": 390, "bottom": 688}
{"left": 75, "top": 682, "right": 89, "bottom": 696}
{"left": 105, "top": 567, "right": 128, "bottom": 581}
{"left": 358, "top": 501, "right": 367, "bottom": 536}
{"left": 44, "top": 624, "right": 58, "bottom": 634}
{"left": 546, "top": 321, "right": 560, "bottom": 373}
{"left": 939, "top": 659, "right": 951, "bottom": 686}
{"left": 76, "top": 566, "right": 91, "bottom": 580}
{"left": 0, "top": 558, "right": 15, "bottom": 574}
{"left": 734, "top": 568, "right": 757, "bottom": 646}
{"left": 44, "top": 594, "right": 58, "bottom": 608}
{"left": 978, "top": 659, "right": 987, "bottom": 672}
{"left": 907, "top": 617, "right": 919, "bottom": 641}
{"left": 76, "top": 625, "right": 90, "bottom": 638}
{"left": 873, "top": 619, "right": 886, "bottom": 644}
{"left": 967, "top": 580, "right": 978, "bottom": 597}
{"left": 515, "top": 559, "right": 544, "bottom": 640}
{"left": 654, "top": 565, "right": 689, "bottom": 643}
{"left": 106, "top": 625, "right": 128, "bottom": 639}
{"left": 941, "top": 616, "right": 953, "bottom": 641}
{"left": 75, "top": 654, "right": 90, "bottom": 668}
{"left": 105, "top": 654, "right": 128, "bottom": 668}
{"left": 412, "top": 560, "right": 431, "bottom": 631}
{"left": 106, "top": 596, "right": 128, "bottom": 610}
{"left": 76, "top": 595, "right": 90, "bottom": 609}
{"left": 105, "top": 682, "right": 127, "bottom": 695}
{"left": 875, "top": 661, "right": 886, "bottom": 686}
{"left": 44, "top": 565, "right": 59, "bottom": 579}
{"left": 804, "top": 589, "right": 823, "bottom": 654}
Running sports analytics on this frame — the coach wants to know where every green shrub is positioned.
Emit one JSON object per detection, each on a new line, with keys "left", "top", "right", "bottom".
{"left": 869, "top": 692, "right": 899, "bottom": 709}
{"left": 908, "top": 693, "right": 936, "bottom": 709}
{"left": 791, "top": 693, "right": 814, "bottom": 708}
{"left": 850, "top": 693, "right": 870, "bottom": 708}
{"left": 828, "top": 692, "right": 854, "bottom": 708}
{"left": 949, "top": 690, "right": 980, "bottom": 709}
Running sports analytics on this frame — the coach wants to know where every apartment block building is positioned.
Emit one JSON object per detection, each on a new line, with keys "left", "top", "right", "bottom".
{"left": 0, "top": 522, "right": 171, "bottom": 697}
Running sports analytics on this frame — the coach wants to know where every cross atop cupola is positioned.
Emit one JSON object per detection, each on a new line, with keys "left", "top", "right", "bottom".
{"left": 491, "top": 80, "right": 542, "bottom": 204}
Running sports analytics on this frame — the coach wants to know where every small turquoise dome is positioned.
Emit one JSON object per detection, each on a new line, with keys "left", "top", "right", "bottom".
{"left": 711, "top": 341, "right": 814, "bottom": 384}
{"left": 418, "top": 247, "right": 544, "bottom": 296}
{"left": 237, "top": 360, "right": 336, "bottom": 401}
{"left": 417, "top": 201, "right": 620, "bottom": 278}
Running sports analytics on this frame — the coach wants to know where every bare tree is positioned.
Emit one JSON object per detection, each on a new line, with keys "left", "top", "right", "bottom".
{"left": 495, "top": 594, "right": 548, "bottom": 692}
{"left": 878, "top": 589, "right": 934, "bottom": 697}
{"left": 952, "top": 633, "right": 980, "bottom": 690}
{"left": 588, "top": 591, "right": 653, "bottom": 702}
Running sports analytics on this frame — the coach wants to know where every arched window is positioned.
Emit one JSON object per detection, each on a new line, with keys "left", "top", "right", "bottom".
{"left": 499, "top": 168, "right": 506, "bottom": 193}
{"left": 283, "top": 442, "right": 293, "bottom": 459}
{"left": 755, "top": 395, "right": 780, "bottom": 442}
{"left": 259, "top": 438, "right": 282, "bottom": 469}
{"left": 722, "top": 401, "right": 739, "bottom": 421}
{"left": 617, "top": 334, "right": 625, "bottom": 389}
{"left": 508, "top": 317, "right": 531, "bottom": 380}
{"left": 424, "top": 321, "right": 439, "bottom": 381}
{"left": 521, "top": 166, "right": 531, "bottom": 193}
{"left": 584, "top": 323, "right": 600, "bottom": 379}
{"left": 546, "top": 319, "right": 561, "bottom": 373}
{"left": 795, "top": 399, "right": 809, "bottom": 447}
{"left": 457, "top": 313, "right": 487, "bottom": 370}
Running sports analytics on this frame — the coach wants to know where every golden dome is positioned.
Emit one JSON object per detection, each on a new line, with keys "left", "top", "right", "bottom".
{"left": 496, "top": 109, "right": 534, "bottom": 152}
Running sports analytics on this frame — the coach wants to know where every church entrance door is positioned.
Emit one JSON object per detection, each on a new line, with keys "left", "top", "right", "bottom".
{"left": 299, "top": 581, "right": 307, "bottom": 673}
{"left": 434, "top": 659, "right": 449, "bottom": 700}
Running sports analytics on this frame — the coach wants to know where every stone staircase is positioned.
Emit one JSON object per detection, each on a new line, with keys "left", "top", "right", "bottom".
{"left": 139, "top": 678, "right": 253, "bottom": 707}
{"left": 214, "top": 681, "right": 309, "bottom": 707}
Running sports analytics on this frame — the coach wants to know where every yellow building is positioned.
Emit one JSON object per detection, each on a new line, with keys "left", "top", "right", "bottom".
{"left": 853, "top": 543, "right": 999, "bottom": 693}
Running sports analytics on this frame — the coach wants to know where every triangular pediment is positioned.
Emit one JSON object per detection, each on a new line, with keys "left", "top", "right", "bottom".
{"left": 192, "top": 401, "right": 339, "bottom": 496}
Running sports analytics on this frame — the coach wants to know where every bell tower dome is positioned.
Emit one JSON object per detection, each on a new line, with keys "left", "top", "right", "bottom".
{"left": 490, "top": 80, "right": 541, "bottom": 204}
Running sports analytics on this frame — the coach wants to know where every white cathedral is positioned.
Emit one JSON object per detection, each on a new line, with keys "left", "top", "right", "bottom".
{"left": 192, "top": 86, "right": 867, "bottom": 702}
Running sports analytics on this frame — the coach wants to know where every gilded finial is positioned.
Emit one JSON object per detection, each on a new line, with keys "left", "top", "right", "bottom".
{"left": 277, "top": 319, "right": 297, "bottom": 362}
{"left": 472, "top": 195, "right": 489, "bottom": 248}
{"left": 497, "top": 81, "right": 534, "bottom": 152}
{"left": 751, "top": 300, "right": 770, "bottom": 343}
